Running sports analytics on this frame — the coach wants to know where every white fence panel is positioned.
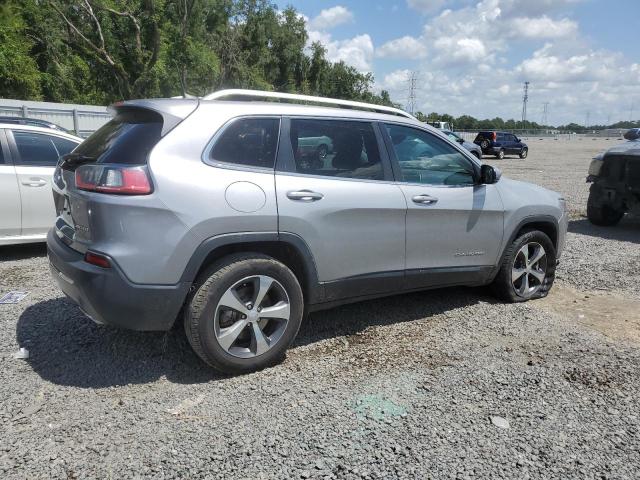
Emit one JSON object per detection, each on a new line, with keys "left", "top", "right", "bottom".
{"left": 0, "top": 99, "right": 111, "bottom": 137}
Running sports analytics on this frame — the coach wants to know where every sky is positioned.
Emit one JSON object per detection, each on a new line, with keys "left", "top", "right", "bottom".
{"left": 275, "top": 0, "right": 640, "bottom": 126}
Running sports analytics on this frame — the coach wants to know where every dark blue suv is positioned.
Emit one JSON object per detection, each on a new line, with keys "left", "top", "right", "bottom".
{"left": 474, "top": 131, "right": 528, "bottom": 159}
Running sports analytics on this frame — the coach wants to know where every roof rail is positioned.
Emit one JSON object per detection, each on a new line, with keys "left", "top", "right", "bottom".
{"left": 202, "top": 89, "right": 416, "bottom": 120}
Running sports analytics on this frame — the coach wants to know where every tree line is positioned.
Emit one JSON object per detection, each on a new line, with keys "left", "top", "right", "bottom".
{"left": 414, "top": 111, "right": 640, "bottom": 132}
{"left": 0, "top": 0, "right": 395, "bottom": 107}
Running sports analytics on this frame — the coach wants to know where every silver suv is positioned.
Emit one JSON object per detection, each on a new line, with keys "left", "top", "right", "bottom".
{"left": 47, "top": 90, "right": 568, "bottom": 373}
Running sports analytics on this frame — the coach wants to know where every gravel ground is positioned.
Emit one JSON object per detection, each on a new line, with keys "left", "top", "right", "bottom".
{"left": 1, "top": 138, "right": 639, "bottom": 479}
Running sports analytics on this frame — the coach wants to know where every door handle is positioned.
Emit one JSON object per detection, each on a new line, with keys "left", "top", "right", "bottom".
{"left": 21, "top": 178, "right": 47, "bottom": 187}
{"left": 412, "top": 194, "right": 438, "bottom": 205}
{"left": 286, "top": 190, "right": 324, "bottom": 202}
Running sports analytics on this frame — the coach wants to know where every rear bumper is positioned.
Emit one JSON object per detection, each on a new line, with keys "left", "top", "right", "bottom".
{"left": 47, "top": 229, "right": 190, "bottom": 331}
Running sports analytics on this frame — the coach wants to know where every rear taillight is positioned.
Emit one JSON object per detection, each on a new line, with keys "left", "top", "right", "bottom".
{"left": 84, "top": 251, "right": 111, "bottom": 268}
{"left": 75, "top": 164, "right": 152, "bottom": 195}
{"left": 491, "top": 132, "right": 497, "bottom": 141}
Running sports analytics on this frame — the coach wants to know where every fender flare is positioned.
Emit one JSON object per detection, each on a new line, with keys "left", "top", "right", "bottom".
{"left": 179, "top": 232, "right": 323, "bottom": 304}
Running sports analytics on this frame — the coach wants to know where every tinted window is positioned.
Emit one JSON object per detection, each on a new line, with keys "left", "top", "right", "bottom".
{"left": 52, "top": 137, "right": 77, "bottom": 156}
{"left": 73, "top": 108, "right": 163, "bottom": 165}
{"left": 13, "top": 131, "right": 76, "bottom": 166}
{"left": 385, "top": 124, "right": 475, "bottom": 186}
{"left": 290, "top": 119, "right": 383, "bottom": 180}
{"left": 210, "top": 117, "right": 280, "bottom": 169}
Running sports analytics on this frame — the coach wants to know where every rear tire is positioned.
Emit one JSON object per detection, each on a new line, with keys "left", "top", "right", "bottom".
{"left": 519, "top": 148, "right": 528, "bottom": 159}
{"left": 491, "top": 230, "right": 556, "bottom": 303}
{"left": 480, "top": 139, "right": 490, "bottom": 149}
{"left": 184, "top": 253, "right": 304, "bottom": 374}
{"left": 496, "top": 149, "right": 505, "bottom": 159}
{"left": 586, "top": 201, "right": 624, "bottom": 226}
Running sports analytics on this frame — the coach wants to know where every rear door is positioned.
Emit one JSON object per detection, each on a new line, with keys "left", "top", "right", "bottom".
{"left": 275, "top": 117, "right": 406, "bottom": 300}
{"left": 0, "top": 129, "right": 21, "bottom": 238}
{"left": 382, "top": 122, "right": 504, "bottom": 287}
{"left": 506, "top": 134, "right": 518, "bottom": 154}
{"left": 7, "top": 129, "right": 79, "bottom": 236}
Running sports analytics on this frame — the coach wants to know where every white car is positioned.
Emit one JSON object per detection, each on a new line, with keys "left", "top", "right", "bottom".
{"left": 0, "top": 124, "right": 81, "bottom": 245}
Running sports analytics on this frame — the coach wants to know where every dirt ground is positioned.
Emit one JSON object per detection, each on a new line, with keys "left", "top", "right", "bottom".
{"left": 2, "top": 136, "right": 639, "bottom": 479}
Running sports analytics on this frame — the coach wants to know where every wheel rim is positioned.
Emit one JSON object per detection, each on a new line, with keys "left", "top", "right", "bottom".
{"left": 214, "top": 275, "right": 290, "bottom": 358}
{"left": 521, "top": 149, "right": 527, "bottom": 158}
{"left": 499, "top": 150, "right": 504, "bottom": 158}
{"left": 511, "top": 242, "right": 547, "bottom": 298}
{"left": 318, "top": 145, "right": 328, "bottom": 159}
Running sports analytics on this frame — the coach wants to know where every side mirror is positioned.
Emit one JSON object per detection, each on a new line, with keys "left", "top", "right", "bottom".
{"left": 480, "top": 164, "right": 501, "bottom": 184}
{"left": 624, "top": 128, "right": 640, "bottom": 140}
{"left": 456, "top": 137, "right": 464, "bottom": 144}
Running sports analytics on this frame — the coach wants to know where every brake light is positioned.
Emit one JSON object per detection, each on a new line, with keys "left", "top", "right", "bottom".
{"left": 84, "top": 251, "right": 111, "bottom": 268}
{"left": 491, "top": 132, "right": 497, "bottom": 141}
{"left": 75, "top": 164, "right": 152, "bottom": 195}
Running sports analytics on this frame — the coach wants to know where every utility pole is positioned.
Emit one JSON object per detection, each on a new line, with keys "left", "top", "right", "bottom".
{"left": 406, "top": 71, "right": 418, "bottom": 115}
{"left": 521, "top": 81, "right": 529, "bottom": 129}
{"left": 541, "top": 102, "right": 549, "bottom": 126}
{"left": 585, "top": 110, "right": 590, "bottom": 128}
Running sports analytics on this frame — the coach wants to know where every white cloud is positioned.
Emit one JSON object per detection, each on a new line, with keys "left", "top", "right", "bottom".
{"left": 309, "top": 6, "right": 354, "bottom": 30}
{"left": 376, "top": 36, "right": 428, "bottom": 59}
{"left": 510, "top": 16, "right": 578, "bottom": 39}
{"left": 300, "top": 0, "right": 637, "bottom": 123}
{"left": 308, "top": 30, "right": 374, "bottom": 71}
{"left": 406, "top": 0, "right": 449, "bottom": 14}
{"left": 377, "top": 69, "right": 412, "bottom": 91}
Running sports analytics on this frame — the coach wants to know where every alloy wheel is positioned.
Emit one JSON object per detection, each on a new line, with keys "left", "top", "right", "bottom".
{"left": 214, "top": 275, "right": 290, "bottom": 358}
{"left": 511, "top": 242, "right": 547, "bottom": 298}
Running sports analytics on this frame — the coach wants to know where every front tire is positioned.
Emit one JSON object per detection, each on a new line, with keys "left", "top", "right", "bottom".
{"left": 586, "top": 201, "right": 624, "bottom": 226}
{"left": 185, "top": 253, "right": 304, "bottom": 374}
{"left": 496, "top": 148, "right": 505, "bottom": 159}
{"left": 491, "top": 230, "right": 556, "bottom": 303}
{"left": 519, "top": 148, "right": 528, "bottom": 159}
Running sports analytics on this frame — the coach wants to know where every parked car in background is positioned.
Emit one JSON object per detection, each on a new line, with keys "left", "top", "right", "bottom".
{"left": 442, "top": 130, "right": 482, "bottom": 159}
{"left": 474, "top": 131, "right": 528, "bottom": 159}
{"left": 586, "top": 128, "right": 640, "bottom": 226}
{"left": 426, "top": 121, "right": 453, "bottom": 131}
{"left": 0, "top": 123, "right": 81, "bottom": 245}
{"left": 296, "top": 133, "right": 333, "bottom": 169}
{"left": 47, "top": 90, "right": 567, "bottom": 374}
{"left": 0, "top": 116, "right": 71, "bottom": 134}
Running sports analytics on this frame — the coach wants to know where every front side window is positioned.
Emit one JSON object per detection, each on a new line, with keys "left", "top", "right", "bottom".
{"left": 385, "top": 124, "right": 476, "bottom": 186}
{"left": 13, "top": 131, "right": 77, "bottom": 166}
{"left": 289, "top": 119, "right": 383, "bottom": 181}
{"left": 210, "top": 117, "right": 280, "bottom": 169}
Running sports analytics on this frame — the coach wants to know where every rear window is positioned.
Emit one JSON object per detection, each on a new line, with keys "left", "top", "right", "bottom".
{"left": 73, "top": 108, "right": 163, "bottom": 165}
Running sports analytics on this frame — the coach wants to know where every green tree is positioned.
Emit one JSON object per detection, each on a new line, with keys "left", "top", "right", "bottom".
{"left": 0, "top": 2, "right": 42, "bottom": 99}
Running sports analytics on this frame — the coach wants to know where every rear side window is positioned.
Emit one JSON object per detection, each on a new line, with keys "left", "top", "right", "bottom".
{"left": 209, "top": 117, "right": 280, "bottom": 169}
{"left": 73, "top": 108, "right": 163, "bottom": 165}
{"left": 13, "top": 131, "right": 77, "bottom": 166}
{"left": 289, "top": 119, "right": 383, "bottom": 180}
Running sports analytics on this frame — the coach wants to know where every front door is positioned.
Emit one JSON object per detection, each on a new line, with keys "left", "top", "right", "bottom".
{"left": 276, "top": 118, "right": 406, "bottom": 300}
{"left": 382, "top": 123, "right": 504, "bottom": 288}
{"left": 8, "top": 130, "right": 78, "bottom": 236}
{"left": 0, "top": 130, "right": 21, "bottom": 238}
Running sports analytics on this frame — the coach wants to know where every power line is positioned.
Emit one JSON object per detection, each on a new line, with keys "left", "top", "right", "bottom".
{"left": 406, "top": 71, "right": 419, "bottom": 115}
{"left": 521, "top": 81, "right": 529, "bottom": 128}
{"left": 541, "top": 102, "right": 549, "bottom": 126}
